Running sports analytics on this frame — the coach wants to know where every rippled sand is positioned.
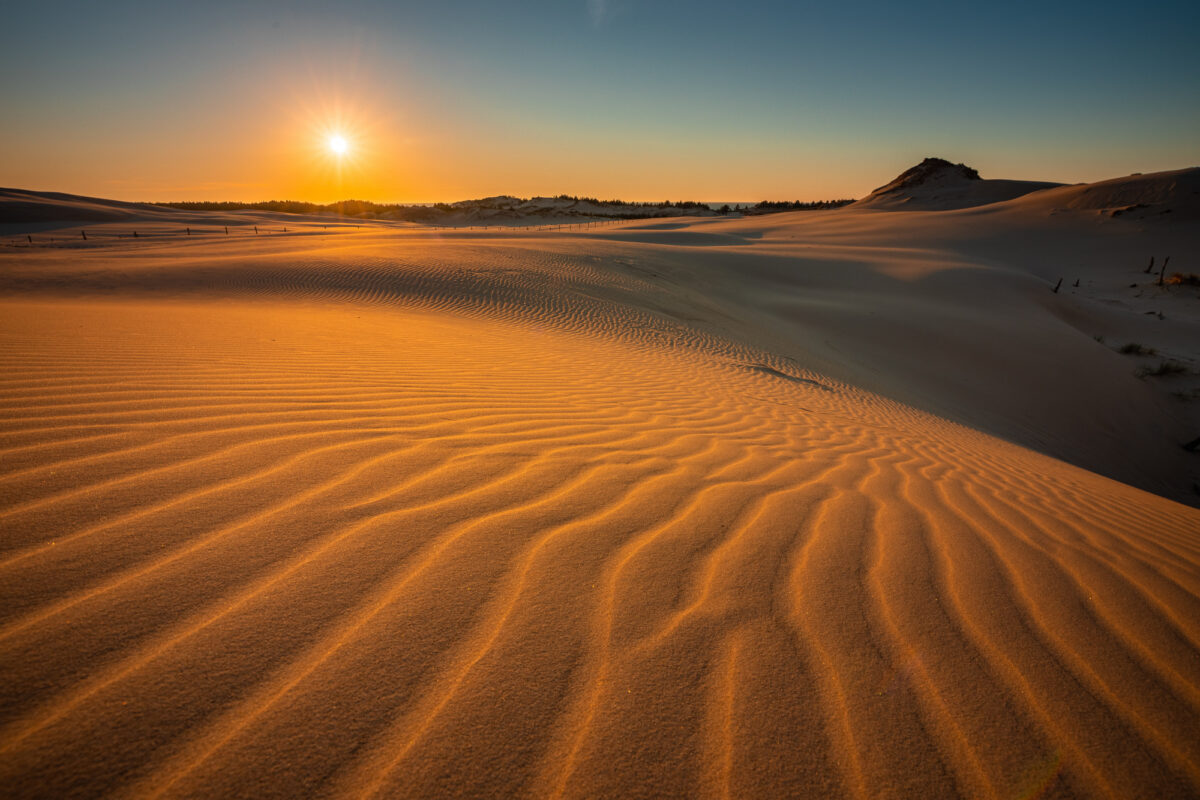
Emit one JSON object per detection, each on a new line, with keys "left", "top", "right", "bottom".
{"left": 1, "top": 211, "right": 1198, "bottom": 798}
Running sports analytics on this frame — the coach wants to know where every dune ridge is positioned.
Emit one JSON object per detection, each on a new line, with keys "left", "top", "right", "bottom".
{"left": 1, "top": 179, "right": 1199, "bottom": 798}
{"left": 851, "top": 157, "right": 1063, "bottom": 211}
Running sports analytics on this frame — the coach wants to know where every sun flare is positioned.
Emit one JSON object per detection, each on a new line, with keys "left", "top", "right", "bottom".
{"left": 328, "top": 134, "right": 348, "bottom": 156}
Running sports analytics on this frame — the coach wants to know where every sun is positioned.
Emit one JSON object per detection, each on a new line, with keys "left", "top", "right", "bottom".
{"left": 328, "top": 134, "right": 349, "bottom": 156}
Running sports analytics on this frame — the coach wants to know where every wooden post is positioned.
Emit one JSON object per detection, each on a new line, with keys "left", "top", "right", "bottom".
{"left": 254, "top": 226, "right": 258, "bottom": 235}
{"left": 134, "top": 231, "right": 138, "bottom": 238}
{"left": 1052, "top": 278, "right": 1063, "bottom": 293}
{"left": 225, "top": 226, "right": 229, "bottom": 235}
{"left": 1144, "top": 256, "right": 1154, "bottom": 274}
{"left": 186, "top": 227, "right": 191, "bottom": 236}
{"left": 1158, "top": 256, "right": 1169, "bottom": 286}
{"left": 27, "top": 235, "right": 31, "bottom": 244}
{"left": 81, "top": 230, "right": 87, "bottom": 240}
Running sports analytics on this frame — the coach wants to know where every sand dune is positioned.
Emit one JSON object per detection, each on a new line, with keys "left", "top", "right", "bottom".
{"left": 1, "top": 172, "right": 1199, "bottom": 798}
{"left": 851, "top": 158, "right": 1062, "bottom": 211}
{"left": 1004, "top": 167, "right": 1200, "bottom": 221}
{"left": 0, "top": 189, "right": 170, "bottom": 226}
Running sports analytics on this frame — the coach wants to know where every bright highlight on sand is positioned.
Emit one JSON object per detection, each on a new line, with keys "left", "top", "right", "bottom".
{"left": 328, "top": 135, "right": 349, "bottom": 156}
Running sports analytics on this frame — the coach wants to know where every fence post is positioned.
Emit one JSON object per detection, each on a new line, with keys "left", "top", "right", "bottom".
{"left": 186, "top": 227, "right": 191, "bottom": 236}
{"left": 81, "top": 230, "right": 87, "bottom": 240}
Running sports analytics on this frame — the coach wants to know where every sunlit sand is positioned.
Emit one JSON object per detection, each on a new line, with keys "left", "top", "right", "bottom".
{"left": 1, "top": 163, "right": 1198, "bottom": 797}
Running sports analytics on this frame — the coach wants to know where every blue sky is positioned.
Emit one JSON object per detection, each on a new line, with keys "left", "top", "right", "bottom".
{"left": 1, "top": 0, "right": 1196, "bottom": 201}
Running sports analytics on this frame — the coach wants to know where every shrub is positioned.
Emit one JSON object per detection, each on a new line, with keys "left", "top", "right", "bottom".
{"left": 1138, "top": 360, "right": 1188, "bottom": 377}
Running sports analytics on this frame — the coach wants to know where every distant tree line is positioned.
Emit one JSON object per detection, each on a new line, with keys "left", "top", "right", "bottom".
{"left": 153, "top": 195, "right": 855, "bottom": 221}
{"left": 722, "top": 199, "right": 855, "bottom": 215}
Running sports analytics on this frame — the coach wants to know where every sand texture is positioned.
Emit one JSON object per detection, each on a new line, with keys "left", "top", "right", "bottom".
{"left": 2, "top": 176, "right": 1199, "bottom": 798}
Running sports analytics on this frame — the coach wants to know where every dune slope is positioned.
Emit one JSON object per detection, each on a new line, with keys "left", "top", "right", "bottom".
{"left": 1, "top": 196, "right": 1199, "bottom": 799}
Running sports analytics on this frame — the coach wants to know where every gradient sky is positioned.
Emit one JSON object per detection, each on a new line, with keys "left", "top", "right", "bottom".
{"left": 1, "top": 0, "right": 1197, "bottom": 203}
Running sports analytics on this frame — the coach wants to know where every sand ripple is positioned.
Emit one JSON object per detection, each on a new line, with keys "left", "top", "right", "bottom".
{"left": 1, "top": 232, "right": 1198, "bottom": 798}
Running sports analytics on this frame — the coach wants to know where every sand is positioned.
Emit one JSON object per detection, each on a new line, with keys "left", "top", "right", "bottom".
{"left": 1, "top": 175, "right": 1199, "bottom": 798}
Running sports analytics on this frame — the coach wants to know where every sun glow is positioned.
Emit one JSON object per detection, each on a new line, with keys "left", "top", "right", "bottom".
{"left": 289, "top": 81, "right": 402, "bottom": 201}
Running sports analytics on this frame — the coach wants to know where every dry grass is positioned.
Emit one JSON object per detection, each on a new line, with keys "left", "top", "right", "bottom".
{"left": 1138, "top": 359, "right": 1189, "bottom": 377}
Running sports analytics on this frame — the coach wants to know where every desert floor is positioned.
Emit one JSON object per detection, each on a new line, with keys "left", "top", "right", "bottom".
{"left": 1, "top": 198, "right": 1199, "bottom": 798}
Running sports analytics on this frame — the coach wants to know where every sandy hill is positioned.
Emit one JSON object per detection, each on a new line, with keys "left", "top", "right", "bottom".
{"left": 0, "top": 188, "right": 174, "bottom": 226}
{"left": 0, "top": 188, "right": 376, "bottom": 235}
{"left": 853, "top": 157, "right": 1062, "bottom": 210}
{"left": 0, "top": 167, "right": 1198, "bottom": 798}
{"left": 1002, "top": 166, "right": 1200, "bottom": 221}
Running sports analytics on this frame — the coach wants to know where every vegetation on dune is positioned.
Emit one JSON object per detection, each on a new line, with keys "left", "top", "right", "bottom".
{"left": 1138, "top": 360, "right": 1188, "bottom": 378}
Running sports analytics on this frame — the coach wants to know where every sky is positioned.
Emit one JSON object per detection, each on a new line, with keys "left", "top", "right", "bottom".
{"left": 1, "top": 0, "right": 1197, "bottom": 203}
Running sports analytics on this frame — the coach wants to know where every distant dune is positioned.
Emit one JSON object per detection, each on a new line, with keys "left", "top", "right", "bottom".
{"left": 1, "top": 161, "right": 1198, "bottom": 798}
{"left": 0, "top": 188, "right": 172, "bottom": 225}
{"left": 852, "top": 157, "right": 1063, "bottom": 210}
